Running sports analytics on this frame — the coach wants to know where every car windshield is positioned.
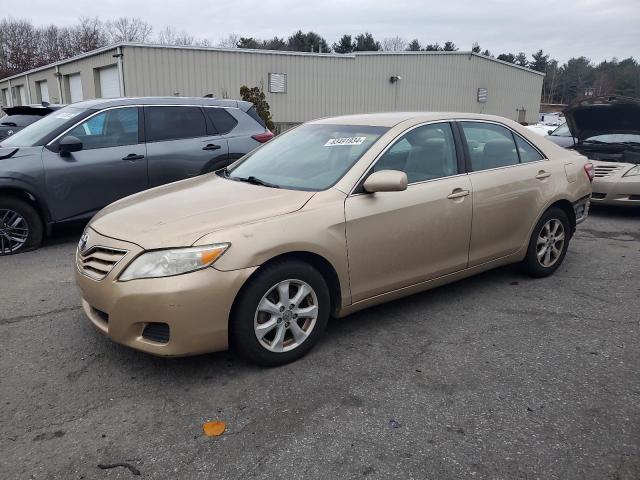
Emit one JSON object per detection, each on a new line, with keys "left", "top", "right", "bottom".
{"left": 0, "top": 106, "right": 86, "bottom": 147}
{"left": 582, "top": 133, "right": 640, "bottom": 144}
{"left": 226, "top": 124, "right": 388, "bottom": 190}
{"left": 0, "top": 115, "right": 42, "bottom": 128}
{"left": 550, "top": 123, "right": 571, "bottom": 137}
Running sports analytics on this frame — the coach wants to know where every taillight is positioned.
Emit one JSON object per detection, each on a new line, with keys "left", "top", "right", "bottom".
{"left": 252, "top": 130, "right": 274, "bottom": 143}
{"left": 584, "top": 163, "right": 595, "bottom": 182}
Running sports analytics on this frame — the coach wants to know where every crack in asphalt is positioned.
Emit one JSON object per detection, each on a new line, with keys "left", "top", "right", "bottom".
{"left": 0, "top": 305, "right": 81, "bottom": 325}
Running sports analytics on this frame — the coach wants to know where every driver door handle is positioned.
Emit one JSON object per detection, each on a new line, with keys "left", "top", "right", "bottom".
{"left": 447, "top": 189, "right": 470, "bottom": 200}
{"left": 203, "top": 144, "right": 221, "bottom": 151}
{"left": 122, "top": 154, "right": 144, "bottom": 161}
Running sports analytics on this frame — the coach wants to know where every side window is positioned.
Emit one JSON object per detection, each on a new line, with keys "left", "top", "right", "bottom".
{"left": 145, "top": 106, "right": 207, "bottom": 142}
{"left": 514, "top": 135, "right": 544, "bottom": 162}
{"left": 245, "top": 106, "right": 266, "bottom": 129}
{"left": 461, "top": 122, "right": 519, "bottom": 171}
{"left": 373, "top": 123, "right": 458, "bottom": 183}
{"left": 204, "top": 108, "right": 238, "bottom": 135}
{"left": 67, "top": 107, "right": 138, "bottom": 150}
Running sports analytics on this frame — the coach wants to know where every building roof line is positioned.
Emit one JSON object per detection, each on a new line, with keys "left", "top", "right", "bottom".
{"left": 0, "top": 42, "right": 544, "bottom": 83}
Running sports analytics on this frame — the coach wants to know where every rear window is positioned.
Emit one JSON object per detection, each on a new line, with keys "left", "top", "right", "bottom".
{"left": 145, "top": 106, "right": 207, "bottom": 142}
{"left": 245, "top": 106, "right": 267, "bottom": 129}
{"left": 0, "top": 115, "right": 42, "bottom": 128}
{"left": 204, "top": 107, "right": 238, "bottom": 135}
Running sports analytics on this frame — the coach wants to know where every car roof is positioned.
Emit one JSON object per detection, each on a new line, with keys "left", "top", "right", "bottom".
{"left": 72, "top": 96, "right": 252, "bottom": 110}
{"left": 311, "top": 112, "right": 521, "bottom": 128}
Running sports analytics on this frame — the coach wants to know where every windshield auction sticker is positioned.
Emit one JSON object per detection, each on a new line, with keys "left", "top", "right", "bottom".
{"left": 324, "top": 137, "right": 367, "bottom": 147}
{"left": 54, "top": 112, "right": 79, "bottom": 119}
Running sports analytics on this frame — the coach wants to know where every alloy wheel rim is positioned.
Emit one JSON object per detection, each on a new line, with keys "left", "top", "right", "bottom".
{"left": 0, "top": 209, "right": 29, "bottom": 254}
{"left": 254, "top": 279, "right": 319, "bottom": 353}
{"left": 536, "top": 219, "right": 565, "bottom": 267}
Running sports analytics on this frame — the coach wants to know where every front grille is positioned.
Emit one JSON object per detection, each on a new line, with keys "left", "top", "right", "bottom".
{"left": 142, "top": 323, "right": 170, "bottom": 343}
{"left": 593, "top": 165, "right": 623, "bottom": 178}
{"left": 591, "top": 192, "right": 606, "bottom": 199}
{"left": 77, "top": 246, "right": 127, "bottom": 281}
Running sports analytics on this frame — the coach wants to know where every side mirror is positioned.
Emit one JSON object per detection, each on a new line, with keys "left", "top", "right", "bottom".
{"left": 548, "top": 130, "right": 554, "bottom": 135}
{"left": 363, "top": 170, "right": 408, "bottom": 193}
{"left": 58, "top": 135, "right": 83, "bottom": 157}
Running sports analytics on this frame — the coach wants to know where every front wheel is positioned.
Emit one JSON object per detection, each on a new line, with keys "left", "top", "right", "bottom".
{"left": 0, "top": 196, "right": 43, "bottom": 255}
{"left": 230, "top": 260, "right": 330, "bottom": 366}
{"left": 521, "top": 207, "right": 570, "bottom": 277}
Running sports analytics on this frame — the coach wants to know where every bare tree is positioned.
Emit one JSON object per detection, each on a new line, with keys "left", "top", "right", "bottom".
{"left": 157, "top": 25, "right": 195, "bottom": 46}
{"left": 382, "top": 36, "right": 408, "bottom": 52}
{"left": 216, "top": 33, "right": 240, "bottom": 49}
{"left": 105, "top": 17, "right": 153, "bottom": 43}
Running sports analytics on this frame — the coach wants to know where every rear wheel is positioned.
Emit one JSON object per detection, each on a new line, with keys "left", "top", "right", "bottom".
{"left": 0, "top": 196, "right": 43, "bottom": 255}
{"left": 522, "top": 207, "right": 570, "bottom": 277}
{"left": 230, "top": 260, "right": 330, "bottom": 366}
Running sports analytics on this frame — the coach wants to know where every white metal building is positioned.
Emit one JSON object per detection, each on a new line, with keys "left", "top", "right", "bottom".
{"left": 0, "top": 43, "right": 544, "bottom": 129}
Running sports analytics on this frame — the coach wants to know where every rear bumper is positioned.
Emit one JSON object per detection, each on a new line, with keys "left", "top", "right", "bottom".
{"left": 573, "top": 195, "right": 590, "bottom": 225}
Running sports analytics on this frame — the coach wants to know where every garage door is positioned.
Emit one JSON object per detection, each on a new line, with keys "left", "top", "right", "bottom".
{"left": 68, "top": 74, "right": 83, "bottom": 103}
{"left": 16, "top": 85, "right": 27, "bottom": 105}
{"left": 98, "top": 66, "right": 120, "bottom": 98}
{"left": 39, "top": 81, "right": 49, "bottom": 103}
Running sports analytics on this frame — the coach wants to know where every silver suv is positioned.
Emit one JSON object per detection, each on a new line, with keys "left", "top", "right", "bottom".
{"left": 0, "top": 97, "right": 272, "bottom": 254}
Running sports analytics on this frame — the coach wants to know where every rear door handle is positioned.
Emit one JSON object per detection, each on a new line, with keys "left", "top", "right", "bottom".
{"left": 122, "top": 154, "right": 144, "bottom": 161}
{"left": 535, "top": 171, "right": 552, "bottom": 180}
{"left": 447, "top": 189, "right": 470, "bottom": 200}
{"left": 203, "top": 144, "right": 221, "bottom": 151}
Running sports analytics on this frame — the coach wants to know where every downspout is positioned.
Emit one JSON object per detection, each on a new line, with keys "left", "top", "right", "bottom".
{"left": 55, "top": 65, "right": 63, "bottom": 103}
{"left": 25, "top": 74, "right": 33, "bottom": 104}
{"left": 116, "top": 46, "right": 125, "bottom": 97}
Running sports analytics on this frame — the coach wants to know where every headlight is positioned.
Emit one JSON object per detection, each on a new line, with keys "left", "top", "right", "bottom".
{"left": 119, "top": 243, "right": 230, "bottom": 281}
{"left": 623, "top": 165, "right": 640, "bottom": 177}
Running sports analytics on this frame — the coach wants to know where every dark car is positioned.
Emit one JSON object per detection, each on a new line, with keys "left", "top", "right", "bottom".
{"left": 545, "top": 122, "right": 575, "bottom": 148}
{"left": 0, "top": 104, "right": 65, "bottom": 141}
{"left": 0, "top": 97, "right": 273, "bottom": 254}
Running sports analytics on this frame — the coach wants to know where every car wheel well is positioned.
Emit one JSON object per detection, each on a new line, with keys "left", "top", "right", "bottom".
{"left": 0, "top": 188, "right": 48, "bottom": 226}
{"left": 548, "top": 199, "right": 576, "bottom": 234}
{"left": 232, "top": 251, "right": 342, "bottom": 319}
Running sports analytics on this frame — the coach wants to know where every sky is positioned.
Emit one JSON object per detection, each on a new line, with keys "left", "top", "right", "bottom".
{"left": 9, "top": 0, "right": 640, "bottom": 63}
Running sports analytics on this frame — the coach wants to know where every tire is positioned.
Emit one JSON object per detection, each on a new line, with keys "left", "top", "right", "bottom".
{"left": 0, "top": 196, "right": 43, "bottom": 255}
{"left": 230, "top": 259, "right": 330, "bottom": 366}
{"left": 522, "top": 207, "right": 570, "bottom": 278}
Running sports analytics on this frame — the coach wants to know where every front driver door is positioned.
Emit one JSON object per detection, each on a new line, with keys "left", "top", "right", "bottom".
{"left": 345, "top": 122, "right": 473, "bottom": 303}
{"left": 43, "top": 106, "right": 148, "bottom": 222}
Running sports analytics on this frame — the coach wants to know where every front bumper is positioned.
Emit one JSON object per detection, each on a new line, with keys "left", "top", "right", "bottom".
{"left": 591, "top": 163, "right": 640, "bottom": 206}
{"left": 76, "top": 229, "right": 256, "bottom": 356}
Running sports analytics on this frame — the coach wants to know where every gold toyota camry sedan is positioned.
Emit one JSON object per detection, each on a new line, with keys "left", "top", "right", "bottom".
{"left": 76, "top": 112, "right": 593, "bottom": 365}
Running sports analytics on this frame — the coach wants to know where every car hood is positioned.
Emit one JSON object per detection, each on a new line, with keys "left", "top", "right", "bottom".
{"left": 564, "top": 95, "right": 640, "bottom": 142}
{"left": 90, "top": 174, "right": 316, "bottom": 250}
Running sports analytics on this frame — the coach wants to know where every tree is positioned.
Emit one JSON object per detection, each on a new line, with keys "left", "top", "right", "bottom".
{"left": 105, "top": 17, "right": 152, "bottom": 43}
{"left": 471, "top": 42, "right": 481, "bottom": 53}
{"left": 382, "top": 36, "right": 407, "bottom": 52}
{"left": 156, "top": 26, "right": 195, "bottom": 46}
{"left": 353, "top": 32, "right": 381, "bottom": 51}
{"left": 239, "top": 85, "right": 274, "bottom": 131}
{"left": 262, "top": 36, "right": 286, "bottom": 50}
{"left": 216, "top": 33, "right": 240, "bottom": 49}
{"left": 443, "top": 41, "right": 457, "bottom": 51}
{"left": 423, "top": 43, "right": 442, "bottom": 51}
{"left": 236, "top": 37, "right": 261, "bottom": 49}
{"left": 530, "top": 49, "right": 549, "bottom": 73}
{"left": 406, "top": 39, "right": 421, "bottom": 51}
{"left": 497, "top": 53, "right": 516, "bottom": 63}
{"left": 332, "top": 34, "right": 353, "bottom": 54}
{"left": 286, "top": 30, "right": 329, "bottom": 52}
{"left": 515, "top": 52, "right": 528, "bottom": 67}
{"left": 481, "top": 49, "right": 492, "bottom": 57}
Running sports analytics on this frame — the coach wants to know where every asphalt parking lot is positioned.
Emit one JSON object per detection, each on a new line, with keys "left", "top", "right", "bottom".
{"left": 1, "top": 206, "right": 639, "bottom": 479}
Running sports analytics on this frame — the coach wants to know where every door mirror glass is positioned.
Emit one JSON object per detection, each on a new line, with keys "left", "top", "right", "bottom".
{"left": 363, "top": 170, "right": 408, "bottom": 193}
{"left": 58, "top": 135, "right": 83, "bottom": 156}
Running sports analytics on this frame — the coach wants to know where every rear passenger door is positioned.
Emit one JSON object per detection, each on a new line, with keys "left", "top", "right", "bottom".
{"left": 144, "top": 105, "right": 229, "bottom": 187}
{"left": 458, "top": 121, "right": 551, "bottom": 266}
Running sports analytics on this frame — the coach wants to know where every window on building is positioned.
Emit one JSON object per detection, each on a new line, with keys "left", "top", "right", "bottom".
{"left": 145, "top": 106, "right": 207, "bottom": 142}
